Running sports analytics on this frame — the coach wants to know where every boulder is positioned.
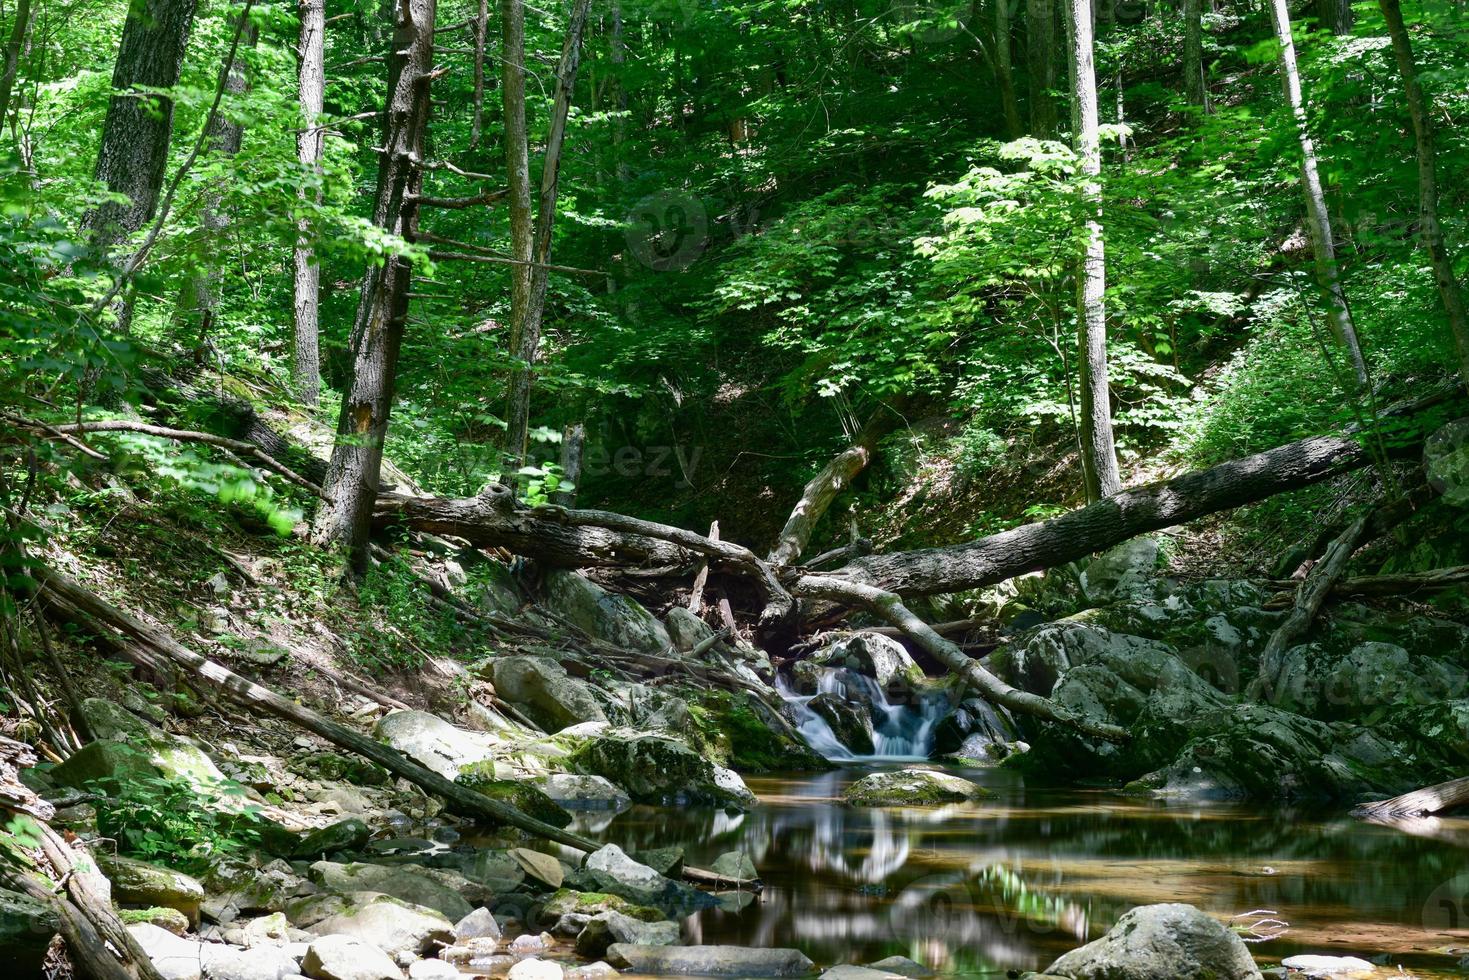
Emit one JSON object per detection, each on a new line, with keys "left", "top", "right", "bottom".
{"left": 1266, "top": 641, "right": 1467, "bottom": 719}
{"left": 1278, "top": 954, "right": 1376, "bottom": 976}
{"left": 125, "top": 923, "right": 208, "bottom": 980}
{"left": 508, "top": 959, "right": 565, "bottom": 980}
{"left": 574, "top": 910, "right": 680, "bottom": 958}
{"left": 1081, "top": 537, "right": 1162, "bottom": 603}
{"left": 453, "top": 765, "right": 573, "bottom": 828}
{"left": 308, "top": 862, "right": 473, "bottom": 921}
{"left": 200, "top": 857, "right": 314, "bottom": 924}
{"left": 62, "top": 698, "right": 229, "bottom": 790}
{"left": 453, "top": 906, "right": 501, "bottom": 941}
{"left": 813, "top": 634, "right": 923, "bottom": 692}
{"left": 293, "top": 818, "right": 370, "bottom": 858}
{"left": 305, "top": 892, "right": 454, "bottom": 957}
{"left": 301, "top": 934, "right": 403, "bottom": 980}
{"left": 843, "top": 768, "right": 992, "bottom": 806}
{"left": 539, "top": 888, "right": 666, "bottom": 926}
{"left": 408, "top": 961, "right": 461, "bottom": 980}
{"left": 1045, "top": 903, "right": 1261, "bottom": 980}
{"left": 806, "top": 694, "right": 874, "bottom": 755}
{"left": 664, "top": 607, "right": 716, "bottom": 653}
{"left": 481, "top": 656, "right": 609, "bottom": 733}
{"left": 96, "top": 853, "right": 205, "bottom": 925}
{"left": 819, "top": 968, "right": 904, "bottom": 980}
{"left": 199, "top": 944, "right": 302, "bottom": 980}
{"left": 373, "top": 710, "right": 499, "bottom": 780}
{"left": 569, "top": 730, "right": 757, "bottom": 810}
{"left": 864, "top": 956, "right": 932, "bottom": 978}
{"left": 0, "top": 888, "right": 58, "bottom": 972}
{"left": 578, "top": 845, "right": 715, "bottom": 917}
{"left": 542, "top": 571, "right": 672, "bottom": 654}
{"left": 707, "top": 852, "right": 757, "bottom": 881}
{"left": 119, "top": 906, "right": 191, "bottom": 936}
{"left": 605, "top": 944, "right": 817, "bottom": 977}
{"left": 535, "top": 773, "right": 631, "bottom": 810}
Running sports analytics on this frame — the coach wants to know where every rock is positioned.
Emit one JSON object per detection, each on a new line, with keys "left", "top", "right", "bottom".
{"left": 202, "top": 944, "right": 303, "bottom": 980}
{"left": 1046, "top": 903, "right": 1261, "bottom": 980}
{"left": 482, "top": 656, "right": 609, "bottom": 732}
{"left": 806, "top": 694, "right": 875, "bottom": 755}
{"left": 579, "top": 845, "right": 715, "bottom": 917}
{"left": 542, "top": 571, "right": 672, "bottom": 654}
{"left": 540, "top": 889, "right": 666, "bottom": 925}
{"left": 604, "top": 944, "right": 817, "bottom": 977}
{"left": 454, "top": 906, "right": 501, "bottom": 941}
{"left": 407, "top": 962, "right": 460, "bottom": 980}
{"left": 569, "top": 731, "right": 757, "bottom": 810}
{"left": 126, "top": 923, "right": 207, "bottom": 980}
{"left": 454, "top": 765, "right": 573, "bottom": 828}
{"left": 1267, "top": 641, "right": 1467, "bottom": 719}
{"left": 373, "top": 710, "right": 499, "bottom": 780}
{"left": 664, "top": 607, "right": 717, "bottom": 653}
{"left": 814, "top": 634, "right": 924, "bottom": 692}
{"left": 575, "top": 910, "right": 680, "bottom": 958}
{"left": 1278, "top": 954, "right": 1376, "bottom": 976}
{"left": 864, "top": 956, "right": 932, "bottom": 978}
{"left": 226, "top": 911, "right": 296, "bottom": 946}
{"left": 535, "top": 774, "right": 631, "bottom": 811}
{"left": 97, "top": 853, "right": 205, "bottom": 925}
{"left": 707, "top": 852, "right": 757, "bottom": 881}
{"left": 294, "top": 818, "right": 370, "bottom": 858}
{"left": 200, "top": 858, "right": 314, "bottom": 924}
{"left": 510, "top": 847, "right": 566, "bottom": 889}
{"left": 120, "top": 906, "right": 192, "bottom": 936}
{"left": 819, "top": 968, "right": 904, "bottom": 980}
{"left": 631, "top": 847, "right": 683, "bottom": 878}
{"left": 73, "top": 697, "right": 229, "bottom": 789}
{"left": 301, "top": 934, "right": 403, "bottom": 980}
{"left": 843, "top": 768, "right": 992, "bottom": 806}
{"left": 566, "top": 962, "right": 619, "bottom": 980}
{"left": 509, "top": 931, "right": 556, "bottom": 954}
{"left": 508, "top": 959, "right": 565, "bottom": 980}
{"left": 1082, "top": 537, "right": 1162, "bottom": 603}
{"left": 306, "top": 892, "right": 454, "bottom": 957}
{"left": 308, "top": 862, "right": 473, "bottom": 921}
{"left": 0, "top": 888, "right": 58, "bottom": 971}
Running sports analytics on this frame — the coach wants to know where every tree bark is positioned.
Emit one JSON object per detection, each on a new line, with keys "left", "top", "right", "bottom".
{"left": 1315, "top": 0, "right": 1352, "bottom": 34}
{"left": 1026, "top": 0, "right": 1060, "bottom": 136}
{"left": 293, "top": 0, "right": 327, "bottom": 407}
{"left": 1068, "top": 0, "right": 1121, "bottom": 501}
{"left": 0, "top": 0, "right": 31, "bottom": 125}
{"left": 552, "top": 421, "right": 584, "bottom": 506}
{"left": 471, "top": 0, "right": 488, "bottom": 148}
{"left": 501, "top": 0, "right": 593, "bottom": 477}
{"left": 1268, "top": 0, "right": 1369, "bottom": 389}
{"left": 1183, "top": 0, "right": 1205, "bottom": 109}
{"left": 994, "top": 0, "right": 1022, "bottom": 138}
{"left": 767, "top": 426, "right": 883, "bottom": 566}
{"left": 1354, "top": 775, "right": 1469, "bottom": 819}
{"left": 833, "top": 429, "right": 1403, "bottom": 597}
{"left": 311, "top": 0, "right": 437, "bottom": 573}
{"left": 499, "top": 0, "right": 534, "bottom": 481}
{"left": 1378, "top": 0, "right": 1469, "bottom": 388}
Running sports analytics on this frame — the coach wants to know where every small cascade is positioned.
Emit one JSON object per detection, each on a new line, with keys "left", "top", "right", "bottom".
{"left": 777, "top": 665, "right": 949, "bottom": 761}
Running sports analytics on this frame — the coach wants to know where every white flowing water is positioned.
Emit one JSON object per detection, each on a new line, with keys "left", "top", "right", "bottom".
{"left": 776, "top": 665, "right": 950, "bottom": 761}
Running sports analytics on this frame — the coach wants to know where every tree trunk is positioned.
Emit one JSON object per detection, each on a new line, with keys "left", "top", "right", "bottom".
{"left": 767, "top": 425, "right": 884, "bottom": 566}
{"left": 1378, "top": 0, "right": 1469, "bottom": 388}
{"left": 1069, "top": 0, "right": 1121, "bottom": 501}
{"left": 501, "top": 0, "right": 593, "bottom": 477}
{"left": 470, "top": 0, "right": 488, "bottom": 148}
{"left": 1315, "top": 0, "right": 1352, "bottom": 34}
{"left": 499, "top": 0, "right": 534, "bottom": 482}
{"left": 1354, "top": 775, "right": 1469, "bottom": 820}
{"left": 0, "top": 0, "right": 31, "bottom": 125}
{"left": 1026, "top": 0, "right": 1059, "bottom": 135}
{"left": 175, "top": 14, "right": 256, "bottom": 343}
{"left": 995, "top": 0, "right": 1022, "bottom": 138}
{"left": 293, "top": 0, "right": 326, "bottom": 407}
{"left": 1183, "top": 0, "right": 1205, "bottom": 109}
{"left": 311, "top": 0, "right": 436, "bottom": 573}
{"left": 82, "top": 0, "right": 199, "bottom": 332}
{"left": 1268, "top": 0, "right": 1370, "bottom": 389}
{"left": 552, "top": 421, "right": 584, "bottom": 507}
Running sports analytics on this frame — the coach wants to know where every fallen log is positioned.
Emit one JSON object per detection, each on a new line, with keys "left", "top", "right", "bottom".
{"left": 33, "top": 565, "right": 757, "bottom": 891}
{"left": 1353, "top": 775, "right": 1469, "bottom": 819}
{"left": 833, "top": 430, "right": 1413, "bottom": 597}
{"left": 1265, "top": 564, "right": 1469, "bottom": 605}
{"left": 767, "top": 418, "right": 889, "bottom": 566}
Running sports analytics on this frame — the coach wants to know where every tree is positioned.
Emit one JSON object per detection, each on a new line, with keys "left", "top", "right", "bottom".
{"left": 994, "top": 0, "right": 1022, "bottom": 138}
{"left": 1027, "top": 0, "right": 1060, "bottom": 136}
{"left": 1378, "top": 0, "right": 1469, "bottom": 388}
{"left": 1267, "top": 0, "right": 1370, "bottom": 390}
{"left": 498, "top": 0, "right": 535, "bottom": 481}
{"left": 293, "top": 0, "right": 326, "bottom": 407}
{"left": 1068, "top": 0, "right": 1121, "bottom": 500}
{"left": 311, "top": 0, "right": 437, "bottom": 572}
{"left": 82, "top": 0, "right": 200, "bottom": 331}
{"left": 1183, "top": 0, "right": 1206, "bottom": 110}
{"left": 0, "top": 0, "right": 31, "bottom": 126}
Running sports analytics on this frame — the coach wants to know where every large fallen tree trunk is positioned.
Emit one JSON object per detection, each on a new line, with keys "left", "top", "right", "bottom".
{"left": 1353, "top": 775, "right": 1469, "bottom": 819}
{"left": 768, "top": 419, "right": 890, "bottom": 566}
{"left": 33, "top": 565, "right": 754, "bottom": 890}
{"left": 834, "top": 431, "right": 1406, "bottom": 596}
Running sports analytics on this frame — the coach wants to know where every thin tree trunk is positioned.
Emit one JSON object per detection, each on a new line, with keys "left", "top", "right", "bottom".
{"left": 175, "top": 14, "right": 256, "bottom": 343}
{"left": 1183, "top": 0, "right": 1205, "bottom": 108}
{"left": 1268, "top": 0, "right": 1370, "bottom": 389}
{"left": 767, "top": 422, "right": 886, "bottom": 566}
{"left": 995, "top": 0, "right": 1022, "bottom": 138}
{"left": 311, "top": 0, "right": 437, "bottom": 573}
{"left": 1378, "top": 0, "right": 1469, "bottom": 387}
{"left": 1069, "top": 0, "right": 1121, "bottom": 501}
{"left": 293, "top": 0, "right": 326, "bottom": 406}
{"left": 82, "top": 0, "right": 200, "bottom": 333}
{"left": 470, "top": 0, "right": 488, "bottom": 148}
{"left": 1026, "top": 0, "right": 1059, "bottom": 135}
{"left": 0, "top": 0, "right": 31, "bottom": 124}
{"left": 501, "top": 0, "right": 593, "bottom": 478}
{"left": 552, "top": 421, "right": 584, "bottom": 506}
{"left": 499, "top": 0, "right": 534, "bottom": 483}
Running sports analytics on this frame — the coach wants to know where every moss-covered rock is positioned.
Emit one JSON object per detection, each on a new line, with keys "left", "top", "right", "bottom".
{"left": 455, "top": 763, "right": 573, "bottom": 828}
{"left": 117, "top": 906, "right": 190, "bottom": 936}
{"left": 843, "top": 768, "right": 994, "bottom": 806}
{"left": 0, "top": 888, "right": 59, "bottom": 971}
{"left": 567, "top": 730, "right": 757, "bottom": 809}
{"left": 540, "top": 888, "right": 666, "bottom": 924}
{"left": 96, "top": 853, "right": 205, "bottom": 925}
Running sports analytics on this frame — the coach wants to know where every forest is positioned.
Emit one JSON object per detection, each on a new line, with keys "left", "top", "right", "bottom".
{"left": 1, "top": 0, "right": 1469, "bottom": 975}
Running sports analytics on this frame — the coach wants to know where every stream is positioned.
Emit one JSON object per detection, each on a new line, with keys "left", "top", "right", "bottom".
{"left": 570, "top": 765, "right": 1469, "bottom": 978}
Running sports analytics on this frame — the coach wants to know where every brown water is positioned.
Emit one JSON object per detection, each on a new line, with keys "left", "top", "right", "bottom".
{"left": 566, "top": 764, "right": 1469, "bottom": 978}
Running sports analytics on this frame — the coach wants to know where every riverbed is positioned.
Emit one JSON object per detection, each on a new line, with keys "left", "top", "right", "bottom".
{"left": 563, "top": 764, "right": 1469, "bottom": 978}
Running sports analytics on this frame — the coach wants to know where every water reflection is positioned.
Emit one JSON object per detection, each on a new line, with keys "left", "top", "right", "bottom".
{"left": 600, "top": 765, "right": 1469, "bottom": 979}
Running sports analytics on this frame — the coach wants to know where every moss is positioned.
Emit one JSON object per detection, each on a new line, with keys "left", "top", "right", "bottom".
{"left": 454, "top": 764, "right": 572, "bottom": 829}
{"left": 541, "top": 888, "right": 665, "bottom": 923}
{"left": 691, "top": 692, "right": 830, "bottom": 773}
{"left": 117, "top": 906, "right": 190, "bottom": 934}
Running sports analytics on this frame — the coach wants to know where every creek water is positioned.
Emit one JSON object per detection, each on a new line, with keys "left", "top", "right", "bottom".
{"left": 565, "top": 764, "right": 1469, "bottom": 979}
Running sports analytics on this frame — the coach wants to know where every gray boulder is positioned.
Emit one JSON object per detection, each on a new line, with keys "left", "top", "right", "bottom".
{"left": 373, "top": 710, "right": 499, "bottom": 780}
{"left": 1081, "top": 537, "right": 1162, "bottom": 603}
{"left": 578, "top": 845, "right": 715, "bottom": 917}
{"left": 293, "top": 818, "right": 370, "bottom": 859}
{"left": 664, "top": 607, "right": 717, "bottom": 653}
{"left": 807, "top": 693, "right": 875, "bottom": 755}
{"left": 543, "top": 570, "right": 672, "bottom": 654}
{"left": 814, "top": 634, "right": 923, "bottom": 692}
{"left": 844, "top": 768, "right": 992, "bottom": 806}
{"left": 865, "top": 956, "right": 932, "bottom": 978}
{"left": 605, "top": 944, "right": 816, "bottom": 977}
{"left": 535, "top": 773, "right": 631, "bottom": 810}
{"left": 304, "top": 892, "right": 454, "bottom": 957}
{"left": 1045, "top": 903, "right": 1261, "bottom": 980}
{"left": 482, "top": 656, "right": 608, "bottom": 733}
{"left": 97, "top": 853, "right": 205, "bottom": 925}
{"left": 0, "top": 888, "right": 58, "bottom": 972}
{"left": 308, "top": 862, "right": 473, "bottom": 921}
{"left": 574, "top": 910, "right": 680, "bottom": 958}
{"left": 453, "top": 906, "right": 500, "bottom": 941}
{"left": 300, "top": 934, "right": 403, "bottom": 980}
{"left": 568, "top": 730, "right": 757, "bottom": 810}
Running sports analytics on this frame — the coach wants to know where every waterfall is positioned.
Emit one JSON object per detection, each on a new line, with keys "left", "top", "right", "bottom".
{"left": 776, "top": 666, "right": 949, "bottom": 761}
